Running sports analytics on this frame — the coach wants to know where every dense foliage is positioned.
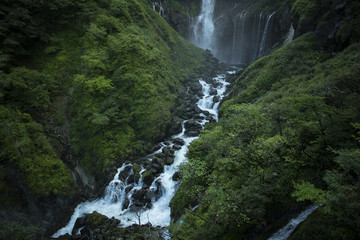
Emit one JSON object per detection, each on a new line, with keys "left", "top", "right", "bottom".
{"left": 0, "top": 0, "right": 208, "bottom": 236}
{"left": 171, "top": 19, "right": 360, "bottom": 240}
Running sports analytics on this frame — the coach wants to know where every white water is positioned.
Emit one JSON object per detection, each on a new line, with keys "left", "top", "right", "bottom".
{"left": 283, "top": 24, "right": 295, "bottom": 45}
{"left": 268, "top": 205, "right": 319, "bottom": 240}
{"left": 152, "top": 1, "right": 164, "bottom": 16}
{"left": 52, "top": 74, "right": 230, "bottom": 237}
{"left": 192, "top": 0, "right": 216, "bottom": 52}
{"left": 258, "top": 12, "right": 275, "bottom": 58}
{"left": 230, "top": 11, "right": 275, "bottom": 65}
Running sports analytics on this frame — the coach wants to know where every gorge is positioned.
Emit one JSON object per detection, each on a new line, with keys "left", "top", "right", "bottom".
{"left": 1, "top": 0, "right": 360, "bottom": 240}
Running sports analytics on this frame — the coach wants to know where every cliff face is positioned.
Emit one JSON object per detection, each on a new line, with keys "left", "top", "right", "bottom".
{"left": 155, "top": 0, "right": 292, "bottom": 64}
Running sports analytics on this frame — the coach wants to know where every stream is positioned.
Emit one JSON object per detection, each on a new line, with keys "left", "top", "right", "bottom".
{"left": 53, "top": 72, "right": 232, "bottom": 237}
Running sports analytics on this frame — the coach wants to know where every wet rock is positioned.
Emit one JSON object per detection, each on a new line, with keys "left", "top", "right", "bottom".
{"left": 185, "top": 120, "right": 202, "bottom": 136}
{"left": 172, "top": 144, "right": 182, "bottom": 150}
{"left": 173, "top": 138, "right": 185, "bottom": 146}
{"left": 151, "top": 144, "right": 162, "bottom": 153}
{"left": 193, "top": 114, "right": 204, "bottom": 120}
{"left": 185, "top": 130, "right": 200, "bottom": 137}
{"left": 205, "top": 115, "right": 214, "bottom": 121}
{"left": 209, "top": 88, "right": 218, "bottom": 95}
{"left": 126, "top": 174, "right": 135, "bottom": 184}
{"left": 194, "top": 105, "right": 202, "bottom": 113}
{"left": 164, "top": 157, "right": 175, "bottom": 165}
{"left": 125, "top": 185, "right": 133, "bottom": 194}
{"left": 189, "top": 81, "right": 202, "bottom": 94}
{"left": 151, "top": 163, "right": 164, "bottom": 174}
{"left": 152, "top": 156, "right": 163, "bottom": 165}
{"left": 162, "top": 148, "right": 175, "bottom": 158}
{"left": 213, "top": 95, "right": 220, "bottom": 103}
{"left": 119, "top": 165, "right": 133, "bottom": 182}
{"left": 142, "top": 171, "right": 155, "bottom": 186}
{"left": 132, "top": 189, "right": 147, "bottom": 204}
{"left": 122, "top": 198, "right": 129, "bottom": 210}
{"left": 72, "top": 216, "right": 87, "bottom": 235}
{"left": 212, "top": 81, "right": 220, "bottom": 88}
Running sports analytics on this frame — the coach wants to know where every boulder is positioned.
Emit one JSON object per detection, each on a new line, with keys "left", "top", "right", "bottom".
{"left": 142, "top": 171, "right": 155, "bottom": 186}
{"left": 209, "top": 87, "right": 218, "bottom": 95}
{"left": 172, "top": 144, "right": 182, "bottom": 150}
{"left": 173, "top": 138, "right": 185, "bottom": 146}
{"left": 164, "top": 157, "right": 175, "bottom": 165}
{"left": 185, "top": 130, "right": 200, "bottom": 137}
{"left": 189, "top": 81, "right": 202, "bottom": 94}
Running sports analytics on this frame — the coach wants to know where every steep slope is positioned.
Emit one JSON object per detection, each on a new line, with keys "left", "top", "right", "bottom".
{"left": 0, "top": 0, "right": 212, "bottom": 236}
{"left": 170, "top": 0, "right": 360, "bottom": 239}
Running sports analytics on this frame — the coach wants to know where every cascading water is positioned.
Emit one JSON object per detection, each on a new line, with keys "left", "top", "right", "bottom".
{"left": 230, "top": 11, "right": 275, "bottom": 65}
{"left": 152, "top": 1, "right": 164, "bottom": 16}
{"left": 52, "top": 73, "right": 231, "bottom": 237}
{"left": 188, "top": 0, "right": 286, "bottom": 65}
{"left": 283, "top": 24, "right": 295, "bottom": 45}
{"left": 258, "top": 12, "right": 275, "bottom": 57}
{"left": 268, "top": 205, "right": 319, "bottom": 240}
{"left": 191, "top": 0, "right": 216, "bottom": 52}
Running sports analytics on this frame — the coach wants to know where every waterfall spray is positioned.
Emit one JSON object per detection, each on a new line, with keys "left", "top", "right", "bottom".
{"left": 192, "top": 0, "right": 216, "bottom": 52}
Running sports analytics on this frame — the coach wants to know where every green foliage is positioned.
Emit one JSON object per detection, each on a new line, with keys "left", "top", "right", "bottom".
{"left": 0, "top": 221, "right": 43, "bottom": 240}
{"left": 292, "top": 182, "right": 326, "bottom": 205}
{"left": 291, "top": 0, "right": 333, "bottom": 23}
{"left": 172, "top": 32, "right": 360, "bottom": 238}
{"left": 67, "top": 0, "right": 206, "bottom": 180}
{"left": 0, "top": 106, "right": 73, "bottom": 197}
{"left": 2, "top": 67, "right": 54, "bottom": 114}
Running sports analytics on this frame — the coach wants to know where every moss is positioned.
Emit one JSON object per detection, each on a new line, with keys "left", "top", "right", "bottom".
{"left": 226, "top": 32, "right": 322, "bottom": 106}
{"left": 0, "top": 106, "right": 74, "bottom": 198}
{"left": 0, "top": 221, "right": 44, "bottom": 240}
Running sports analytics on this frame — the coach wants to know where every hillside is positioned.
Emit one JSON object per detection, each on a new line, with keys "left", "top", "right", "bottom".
{"left": 0, "top": 0, "right": 214, "bottom": 237}
{"left": 170, "top": 0, "right": 360, "bottom": 239}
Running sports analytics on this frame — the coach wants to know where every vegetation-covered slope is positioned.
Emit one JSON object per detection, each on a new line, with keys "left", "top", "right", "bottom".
{"left": 0, "top": 0, "right": 209, "bottom": 236}
{"left": 170, "top": 1, "right": 360, "bottom": 239}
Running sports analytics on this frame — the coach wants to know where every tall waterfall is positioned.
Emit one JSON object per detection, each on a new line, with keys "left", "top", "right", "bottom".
{"left": 189, "top": 0, "right": 283, "bottom": 65}
{"left": 230, "top": 11, "right": 276, "bottom": 65}
{"left": 192, "top": 0, "right": 216, "bottom": 52}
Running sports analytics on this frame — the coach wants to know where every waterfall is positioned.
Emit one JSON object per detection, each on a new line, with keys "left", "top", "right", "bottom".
{"left": 229, "top": 11, "right": 275, "bottom": 65}
{"left": 252, "top": 12, "right": 265, "bottom": 62}
{"left": 152, "top": 1, "right": 164, "bottom": 16}
{"left": 192, "top": 0, "right": 216, "bottom": 52}
{"left": 268, "top": 205, "right": 319, "bottom": 240}
{"left": 258, "top": 12, "right": 275, "bottom": 58}
{"left": 283, "top": 24, "right": 295, "bottom": 45}
{"left": 52, "top": 72, "right": 231, "bottom": 238}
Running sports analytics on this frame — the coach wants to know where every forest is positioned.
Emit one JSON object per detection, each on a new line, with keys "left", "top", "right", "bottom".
{"left": 0, "top": 0, "right": 359, "bottom": 239}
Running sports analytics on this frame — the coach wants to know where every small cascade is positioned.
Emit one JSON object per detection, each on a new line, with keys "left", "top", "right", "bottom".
{"left": 191, "top": 0, "right": 216, "bottom": 52}
{"left": 52, "top": 71, "right": 232, "bottom": 237}
{"left": 152, "top": 1, "right": 164, "bottom": 16}
{"left": 283, "top": 24, "right": 295, "bottom": 45}
{"left": 268, "top": 205, "right": 319, "bottom": 240}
